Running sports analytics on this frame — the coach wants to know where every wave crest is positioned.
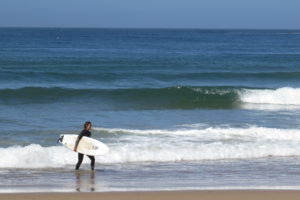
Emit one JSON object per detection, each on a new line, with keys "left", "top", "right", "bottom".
{"left": 0, "top": 86, "right": 299, "bottom": 110}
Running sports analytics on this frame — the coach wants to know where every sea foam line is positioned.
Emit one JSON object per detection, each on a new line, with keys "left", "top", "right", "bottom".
{"left": 1, "top": 126, "right": 300, "bottom": 168}
{"left": 93, "top": 126, "right": 300, "bottom": 140}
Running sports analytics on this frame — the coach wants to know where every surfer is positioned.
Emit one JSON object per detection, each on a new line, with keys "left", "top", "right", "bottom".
{"left": 74, "top": 121, "right": 95, "bottom": 170}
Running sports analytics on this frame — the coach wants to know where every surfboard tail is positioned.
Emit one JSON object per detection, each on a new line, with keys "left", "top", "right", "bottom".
{"left": 57, "top": 135, "right": 64, "bottom": 144}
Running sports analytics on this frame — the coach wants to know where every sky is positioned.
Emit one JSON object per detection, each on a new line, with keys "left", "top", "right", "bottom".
{"left": 0, "top": 0, "right": 299, "bottom": 29}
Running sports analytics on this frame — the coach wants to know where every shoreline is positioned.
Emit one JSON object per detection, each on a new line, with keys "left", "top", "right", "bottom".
{"left": 1, "top": 190, "right": 300, "bottom": 200}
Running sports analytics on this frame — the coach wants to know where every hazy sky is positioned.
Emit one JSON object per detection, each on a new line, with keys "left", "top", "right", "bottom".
{"left": 0, "top": 0, "right": 299, "bottom": 29}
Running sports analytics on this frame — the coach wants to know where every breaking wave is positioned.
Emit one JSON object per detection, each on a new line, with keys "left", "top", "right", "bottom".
{"left": 1, "top": 126, "right": 300, "bottom": 168}
{"left": 0, "top": 86, "right": 299, "bottom": 109}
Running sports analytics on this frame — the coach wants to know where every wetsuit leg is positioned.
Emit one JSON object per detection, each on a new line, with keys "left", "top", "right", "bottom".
{"left": 76, "top": 153, "right": 84, "bottom": 170}
{"left": 87, "top": 155, "right": 95, "bottom": 170}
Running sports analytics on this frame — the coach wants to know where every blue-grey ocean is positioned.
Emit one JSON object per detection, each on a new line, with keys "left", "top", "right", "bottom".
{"left": 1, "top": 28, "right": 300, "bottom": 192}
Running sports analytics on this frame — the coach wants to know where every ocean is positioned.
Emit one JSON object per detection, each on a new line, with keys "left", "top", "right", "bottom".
{"left": 1, "top": 28, "right": 300, "bottom": 192}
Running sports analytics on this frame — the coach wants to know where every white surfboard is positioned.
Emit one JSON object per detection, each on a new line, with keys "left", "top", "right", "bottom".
{"left": 58, "top": 134, "right": 109, "bottom": 156}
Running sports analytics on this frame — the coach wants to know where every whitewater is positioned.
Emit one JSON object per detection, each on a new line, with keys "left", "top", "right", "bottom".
{"left": 1, "top": 126, "right": 300, "bottom": 169}
{"left": 240, "top": 87, "right": 300, "bottom": 106}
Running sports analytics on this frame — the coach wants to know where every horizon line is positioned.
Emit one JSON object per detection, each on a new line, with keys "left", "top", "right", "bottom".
{"left": 0, "top": 26, "right": 300, "bottom": 31}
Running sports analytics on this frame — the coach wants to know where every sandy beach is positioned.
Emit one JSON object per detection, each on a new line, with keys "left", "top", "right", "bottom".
{"left": 1, "top": 190, "right": 300, "bottom": 200}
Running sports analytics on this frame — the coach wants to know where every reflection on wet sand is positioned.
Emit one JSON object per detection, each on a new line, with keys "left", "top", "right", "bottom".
{"left": 75, "top": 170, "right": 95, "bottom": 192}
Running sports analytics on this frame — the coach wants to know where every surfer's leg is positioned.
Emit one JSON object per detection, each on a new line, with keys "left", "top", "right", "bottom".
{"left": 76, "top": 153, "right": 84, "bottom": 170}
{"left": 88, "top": 155, "right": 95, "bottom": 170}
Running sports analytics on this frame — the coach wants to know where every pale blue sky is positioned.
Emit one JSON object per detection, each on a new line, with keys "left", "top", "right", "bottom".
{"left": 0, "top": 0, "right": 299, "bottom": 29}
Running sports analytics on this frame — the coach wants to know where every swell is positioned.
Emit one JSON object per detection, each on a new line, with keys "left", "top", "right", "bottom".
{"left": 0, "top": 86, "right": 241, "bottom": 109}
{"left": 2, "top": 70, "right": 300, "bottom": 82}
{"left": 1, "top": 86, "right": 299, "bottom": 110}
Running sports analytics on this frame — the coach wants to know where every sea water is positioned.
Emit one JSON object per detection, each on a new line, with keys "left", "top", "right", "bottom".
{"left": 1, "top": 28, "right": 300, "bottom": 192}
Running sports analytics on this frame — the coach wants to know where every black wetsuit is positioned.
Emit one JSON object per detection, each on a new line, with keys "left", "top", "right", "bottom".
{"left": 75, "top": 129, "right": 95, "bottom": 170}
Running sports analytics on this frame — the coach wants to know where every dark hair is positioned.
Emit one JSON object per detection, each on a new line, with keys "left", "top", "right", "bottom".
{"left": 84, "top": 121, "right": 92, "bottom": 129}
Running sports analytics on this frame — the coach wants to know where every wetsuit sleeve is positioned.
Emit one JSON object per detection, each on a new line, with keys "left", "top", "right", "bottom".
{"left": 74, "top": 131, "right": 84, "bottom": 149}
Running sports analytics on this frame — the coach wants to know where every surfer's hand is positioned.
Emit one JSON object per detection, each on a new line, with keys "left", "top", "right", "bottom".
{"left": 74, "top": 148, "right": 77, "bottom": 152}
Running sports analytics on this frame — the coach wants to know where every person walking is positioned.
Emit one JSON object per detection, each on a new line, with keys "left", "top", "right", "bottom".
{"left": 74, "top": 121, "right": 95, "bottom": 170}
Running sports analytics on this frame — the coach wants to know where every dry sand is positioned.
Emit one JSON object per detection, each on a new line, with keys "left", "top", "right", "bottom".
{"left": 1, "top": 190, "right": 300, "bottom": 200}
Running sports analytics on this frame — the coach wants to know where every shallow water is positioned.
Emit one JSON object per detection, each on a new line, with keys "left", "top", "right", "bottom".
{"left": 1, "top": 157, "right": 300, "bottom": 193}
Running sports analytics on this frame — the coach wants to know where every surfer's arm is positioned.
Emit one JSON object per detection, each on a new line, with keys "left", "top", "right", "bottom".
{"left": 74, "top": 133, "right": 84, "bottom": 152}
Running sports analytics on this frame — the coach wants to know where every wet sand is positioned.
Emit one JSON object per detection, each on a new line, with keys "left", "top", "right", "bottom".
{"left": 1, "top": 190, "right": 300, "bottom": 200}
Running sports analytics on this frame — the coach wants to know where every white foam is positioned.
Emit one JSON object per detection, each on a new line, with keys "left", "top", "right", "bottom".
{"left": 2, "top": 126, "right": 300, "bottom": 168}
{"left": 97, "top": 126, "right": 300, "bottom": 162}
{"left": 0, "top": 144, "right": 77, "bottom": 168}
{"left": 93, "top": 126, "right": 300, "bottom": 139}
{"left": 240, "top": 87, "right": 300, "bottom": 106}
